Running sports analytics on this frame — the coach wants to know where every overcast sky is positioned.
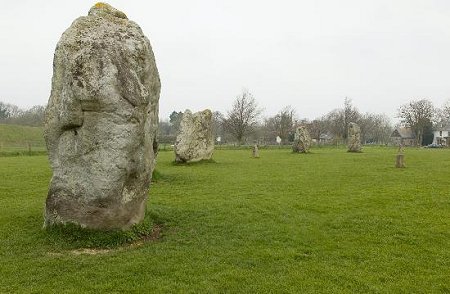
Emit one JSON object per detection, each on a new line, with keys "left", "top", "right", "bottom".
{"left": 1, "top": 0, "right": 450, "bottom": 122}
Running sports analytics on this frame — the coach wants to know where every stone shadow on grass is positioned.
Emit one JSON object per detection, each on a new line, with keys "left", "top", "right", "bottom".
{"left": 44, "top": 212, "right": 163, "bottom": 250}
{"left": 172, "top": 159, "right": 217, "bottom": 166}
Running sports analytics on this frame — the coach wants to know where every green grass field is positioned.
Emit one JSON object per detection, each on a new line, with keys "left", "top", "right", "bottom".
{"left": 0, "top": 124, "right": 46, "bottom": 156}
{"left": 0, "top": 147, "right": 449, "bottom": 293}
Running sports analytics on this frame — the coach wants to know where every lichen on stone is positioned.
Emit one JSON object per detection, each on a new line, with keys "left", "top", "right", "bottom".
{"left": 347, "top": 122, "right": 362, "bottom": 152}
{"left": 44, "top": 3, "right": 160, "bottom": 230}
{"left": 292, "top": 126, "right": 311, "bottom": 153}
{"left": 174, "top": 109, "right": 214, "bottom": 163}
{"left": 89, "top": 2, "right": 128, "bottom": 19}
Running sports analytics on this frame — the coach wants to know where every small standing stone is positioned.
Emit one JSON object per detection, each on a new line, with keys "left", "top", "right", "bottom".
{"left": 396, "top": 144, "right": 405, "bottom": 168}
{"left": 252, "top": 144, "right": 259, "bottom": 158}
{"left": 292, "top": 126, "right": 311, "bottom": 153}
{"left": 347, "top": 122, "right": 362, "bottom": 152}
{"left": 174, "top": 109, "right": 214, "bottom": 163}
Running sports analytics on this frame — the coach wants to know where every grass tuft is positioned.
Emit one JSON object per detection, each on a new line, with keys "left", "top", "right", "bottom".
{"left": 151, "top": 169, "right": 163, "bottom": 182}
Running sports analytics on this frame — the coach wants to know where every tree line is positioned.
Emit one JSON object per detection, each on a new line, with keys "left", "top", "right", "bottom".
{"left": 0, "top": 102, "right": 45, "bottom": 127}
{"left": 160, "top": 92, "right": 450, "bottom": 147}
{"left": 2, "top": 93, "right": 449, "bottom": 146}
{"left": 398, "top": 99, "right": 450, "bottom": 146}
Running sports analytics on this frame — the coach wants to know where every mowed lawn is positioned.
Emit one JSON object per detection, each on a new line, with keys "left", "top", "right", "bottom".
{"left": 0, "top": 147, "right": 449, "bottom": 293}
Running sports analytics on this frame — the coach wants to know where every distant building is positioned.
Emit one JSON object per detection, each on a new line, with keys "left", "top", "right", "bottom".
{"left": 311, "top": 133, "right": 333, "bottom": 145}
{"left": 319, "top": 133, "right": 333, "bottom": 144}
{"left": 390, "top": 128, "right": 415, "bottom": 146}
{"left": 432, "top": 123, "right": 450, "bottom": 146}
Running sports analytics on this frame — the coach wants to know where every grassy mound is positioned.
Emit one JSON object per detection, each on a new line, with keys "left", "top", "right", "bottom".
{"left": 0, "top": 124, "right": 45, "bottom": 155}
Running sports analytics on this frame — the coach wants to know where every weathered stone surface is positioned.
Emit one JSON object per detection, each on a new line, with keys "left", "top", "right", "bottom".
{"left": 347, "top": 122, "right": 362, "bottom": 152}
{"left": 396, "top": 154, "right": 405, "bottom": 168}
{"left": 174, "top": 109, "right": 214, "bottom": 162}
{"left": 43, "top": 3, "right": 160, "bottom": 230}
{"left": 292, "top": 126, "right": 311, "bottom": 153}
{"left": 396, "top": 144, "right": 405, "bottom": 168}
{"left": 252, "top": 144, "right": 259, "bottom": 158}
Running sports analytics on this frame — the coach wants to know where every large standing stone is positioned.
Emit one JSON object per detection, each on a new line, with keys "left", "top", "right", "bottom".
{"left": 292, "top": 126, "right": 311, "bottom": 153}
{"left": 174, "top": 109, "right": 214, "bottom": 163}
{"left": 347, "top": 122, "right": 362, "bottom": 152}
{"left": 43, "top": 3, "right": 161, "bottom": 230}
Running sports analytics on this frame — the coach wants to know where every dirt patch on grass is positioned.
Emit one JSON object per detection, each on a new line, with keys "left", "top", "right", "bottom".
{"left": 47, "top": 224, "right": 164, "bottom": 256}
{"left": 71, "top": 248, "right": 112, "bottom": 255}
{"left": 128, "top": 224, "right": 162, "bottom": 248}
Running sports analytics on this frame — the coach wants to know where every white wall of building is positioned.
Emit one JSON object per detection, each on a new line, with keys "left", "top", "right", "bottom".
{"left": 432, "top": 130, "right": 449, "bottom": 145}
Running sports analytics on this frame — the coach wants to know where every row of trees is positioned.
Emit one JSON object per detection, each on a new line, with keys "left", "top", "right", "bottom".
{"left": 222, "top": 93, "right": 450, "bottom": 146}
{"left": 2, "top": 93, "right": 449, "bottom": 146}
{"left": 160, "top": 92, "right": 396, "bottom": 146}
{"left": 397, "top": 99, "right": 450, "bottom": 146}
{"left": 311, "top": 98, "right": 393, "bottom": 145}
{"left": 160, "top": 91, "right": 450, "bottom": 147}
{"left": 0, "top": 102, "right": 45, "bottom": 126}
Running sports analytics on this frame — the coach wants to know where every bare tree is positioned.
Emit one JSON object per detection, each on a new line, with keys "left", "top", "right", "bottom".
{"left": 276, "top": 106, "right": 296, "bottom": 143}
{"left": 169, "top": 110, "right": 183, "bottom": 134}
{"left": 324, "top": 98, "right": 361, "bottom": 143}
{"left": 212, "top": 111, "right": 225, "bottom": 140}
{"left": 308, "top": 116, "right": 328, "bottom": 144}
{"left": 324, "top": 108, "right": 345, "bottom": 143}
{"left": 343, "top": 97, "right": 361, "bottom": 141}
{"left": 398, "top": 99, "right": 434, "bottom": 146}
{"left": 436, "top": 99, "right": 450, "bottom": 123}
{"left": 0, "top": 102, "right": 45, "bottom": 126}
{"left": 443, "top": 100, "right": 450, "bottom": 119}
{"left": 0, "top": 102, "right": 22, "bottom": 120}
{"left": 0, "top": 102, "right": 9, "bottom": 119}
{"left": 158, "top": 119, "right": 171, "bottom": 136}
{"left": 359, "top": 113, "right": 393, "bottom": 144}
{"left": 358, "top": 113, "right": 377, "bottom": 144}
{"left": 223, "top": 90, "right": 262, "bottom": 145}
{"left": 18, "top": 105, "right": 45, "bottom": 126}
{"left": 264, "top": 106, "right": 296, "bottom": 144}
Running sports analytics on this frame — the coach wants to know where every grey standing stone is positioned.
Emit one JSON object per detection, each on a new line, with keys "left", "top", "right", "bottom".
{"left": 44, "top": 3, "right": 161, "bottom": 230}
{"left": 174, "top": 109, "right": 214, "bottom": 163}
{"left": 396, "top": 144, "right": 405, "bottom": 168}
{"left": 396, "top": 154, "right": 405, "bottom": 168}
{"left": 292, "top": 126, "right": 311, "bottom": 153}
{"left": 347, "top": 122, "right": 362, "bottom": 152}
{"left": 252, "top": 144, "right": 259, "bottom": 158}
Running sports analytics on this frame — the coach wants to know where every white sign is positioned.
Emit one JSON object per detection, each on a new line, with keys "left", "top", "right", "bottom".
{"left": 276, "top": 136, "right": 282, "bottom": 144}
{"left": 216, "top": 136, "right": 221, "bottom": 142}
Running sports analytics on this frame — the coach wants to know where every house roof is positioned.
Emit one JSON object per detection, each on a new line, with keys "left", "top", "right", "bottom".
{"left": 391, "top": 128, "right": 415, "bottom": 139}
